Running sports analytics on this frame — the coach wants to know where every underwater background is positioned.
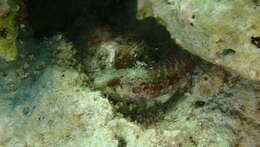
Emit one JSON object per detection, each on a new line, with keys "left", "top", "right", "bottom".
{"left": 0, "top": 0, "right": 259, "bottom": 146}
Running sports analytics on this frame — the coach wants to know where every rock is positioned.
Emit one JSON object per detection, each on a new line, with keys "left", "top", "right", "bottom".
{"left": 0, "top": 2, "right": 258, "bottom": 145}
{"left": 0, "top": 31, "right": 258, "bottom": 147}
{"left": 0, "top": 0, "right": 18, "bottom": 61}
{"left": 0, "top": 63, "right": 258, "bottom": 147}
{"left": 139, "top": 0, "right": 260, "bottom": 80}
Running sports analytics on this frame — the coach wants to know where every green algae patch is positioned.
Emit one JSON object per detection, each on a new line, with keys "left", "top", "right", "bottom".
{"left": 0, "top": 0, "right": 18, "bottom": 61}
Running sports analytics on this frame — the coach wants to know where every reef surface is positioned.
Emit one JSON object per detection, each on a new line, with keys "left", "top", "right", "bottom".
{"left": 138, "top": 0, "right": 260, "bottom": 80}
{"left": 0, "top": 0, "right": 259, "bottom": 146}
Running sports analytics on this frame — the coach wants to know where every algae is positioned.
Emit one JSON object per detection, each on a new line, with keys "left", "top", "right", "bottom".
{"left": 0, "top": 0, "right": 18, "bottom": 61}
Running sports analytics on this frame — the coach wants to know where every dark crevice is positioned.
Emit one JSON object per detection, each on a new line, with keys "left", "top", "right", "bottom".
{"left": 221, "top": 49, "right": 236, "bottom": 56}
{"left": 27, "top": 0, "right": 135, "bottom": 38}
{"left": 251, "top": 36, "right": 260, "bottom": 48}
{"left": 194, "top": 100, "right": 206, "bottom": 108}
{"left": 117, "top": 137, "right": 127, "bottom": 147}
{"left": 254, "top": 0, "right": 260, "bottom": 6}
{"left": 26, "top": 0, "right": 183, "bottom": 56}
{"left": 0, "top": 28, "right": 8, "bottom": 39}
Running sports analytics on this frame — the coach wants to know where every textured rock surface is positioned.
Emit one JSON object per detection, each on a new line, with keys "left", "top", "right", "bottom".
{"left": 0, "top": 33, "right": 259, "bottom": 146}
{"left": 0, "top": 63, "right": 259, "bottom": 146}
{"left": 0, "top": 0, "right": 18, "bottom": 61}
{"left": 0, "top": 2, "right": 259, "bottom": 145}
{"left": 138, "top": 0, "right": 260, "bottom": 80}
